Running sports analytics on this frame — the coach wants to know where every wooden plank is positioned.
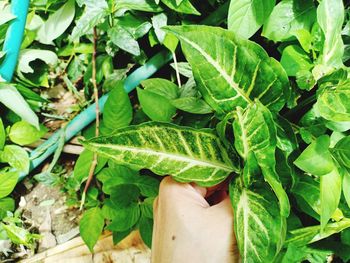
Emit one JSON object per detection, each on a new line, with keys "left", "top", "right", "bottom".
{"left": 21, "top": 231, "right": 150, "bottom": 263}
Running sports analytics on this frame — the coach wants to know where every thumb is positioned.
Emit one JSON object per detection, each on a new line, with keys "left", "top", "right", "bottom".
{"left": 190, "top": 183, "right": 207, "bottom": 197}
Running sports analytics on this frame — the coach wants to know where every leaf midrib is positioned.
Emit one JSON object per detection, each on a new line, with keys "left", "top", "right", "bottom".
{"left": 176, "top": 32, "right": 253, "bottom": 105}
{"left": 89, "top": 143, "right": 234, "bottom": 172}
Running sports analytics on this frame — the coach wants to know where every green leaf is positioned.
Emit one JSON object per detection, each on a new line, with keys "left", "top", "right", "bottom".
{"left": 2, "top": 223, "right": 39, "bottom": 247}
{"left": 262, "top": 0, "right": 316, "bottom": 42}
{"left": 171, "top": 97, "right": 213, "bottom": 114}
{"left": 0, "top": 145, "right": 29, "bottom": 173}
{"left": 0, "top": 197, "right": 15, "bottom": 219}
{"left": 106, "top": 200, "right": 140, "bottom": 232}
{"left": 73, "top": 149, "right": 107, "bottom": 184}
{"left": 110, "top": 184, "right": 140, "bottom": 208}
{"left": 152, "top": 13, "right": 167, "bottom": 43}
{"left": 70, "top": 0, "right": 109, "bottom": 41}
{"left": 115, "top": 0, "right": 163, "bottom": 13}
{"left": 0, "top": 118, "right": 5, "bottom": 150}
{"left": 137, "top": 78, "right": 179, "bottom": 121}
{"left": 9, "top": 121, "right": 47, "bottom": 146}
{"left": 161, "top": 0, "right": 200, "bottom": 15}
{"left": 79, "top": 207, "right": 105, "bottom": 252}
{"left": 320, "top": 168, "right": 341, "bottom": 229}
{"left": 228, "top": 0, "right": 276, "bottom": 39}
{"left": 294, "top": 135, "right": 335, "bottom": 176}
{"left": 102, "top": 80, "right": 132, "bottom": 131}
{"left": 315, "top": 80, "right": 350, "bottom": 122}
{"left": 342, "top": 169, "right": 350, "bottom": 210}
{"left": 82, "top": 122, "right": 239, "bottom": 187}
{"left": 115, "top": 14, "right": 152, "bottom": 39}
{"left": 317, "top": 0, "right": 345, "bottom": 68}
{"left": 140, "top": 197, "right": 155, "bottom": 219}
{"left": 108, "top": 24, "right": 141, "bottom": 56}
{"left": 333, "top": 136, "right": 350, "bottom": 168}
{"left": 37, "top": 0, "right": 75, "bottom": 44}
{"left": 0, "top": 171, "right": 19, "bottom": 199}
{"left": 233, "top": 101, "right": 290, "bottom": 216}
{"left": 0, "top": 83, "right": 39, "bottom": 129}
{"left": 280, "top": 45, "right": 313, "bottom": 77}
{"left": 139, "top": 216, "right": 153, "bottom": 248}
{"left": 230, "top": 179, "right": 286, "bottom": 263}
{"left": 281, "top": 244, "right": 333, "bottom": 263}
{"left": 164, "top": 25, "right": 290, "bottom": 116}
{"left": 17, "top": 49, "right": 58, "bottom": 74}
{"left": 286, "top": 218, "right": 350, "bottom": 247}
{"left": 0, "top": 6, "right": 15, "bottom": 26}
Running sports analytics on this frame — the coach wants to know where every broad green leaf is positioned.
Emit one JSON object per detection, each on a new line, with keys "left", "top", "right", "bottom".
{"left": 37, "top": 0, "right": 75, "bottom": 44}
{"left": 262, "top": 0, "right": 316, "bottom": 42}
{"left": 152, "top": 13, "right": 167, "bottom": 43}
{"left": 294, "top": 135, "right": 335, "bottom": 176}
{"left": 17, "top": 49, "right": 58, "bottom": 74}
{"left": 79, "top": 207, "right": 105, "bottom": 252}
{"left": 102, "top": 80, "right": 132, "bottom": 131}
{"left": 228, "top": 0, "right": 276, "bottom": 39}
{"left": 280, "top": 45, "right": 313, "bottom": 77}
{"left": 9, "top": 121, "right": 47, "bottom": 146}
{"left": 107, "top": 204, "right": 140, "bottom": 232}
{"left": 171, "top": 97, "right": 213, "bottom": 114}
{"left": 82, "top": 122, "right": 239, "bottom": 187}
{"left": 292, "top": 176, "right": 321, "bottom": 217}
{"left": 73, "top": 149, "right": 107, "bottom": 184}
{"left": 2, "top": 223, "right": 40, "bottom": 247}
{"left": 137, "top": 88, "right": 176, "bottom": 122}
{"left": 0, "top": 198, "right": 15, "bottom": 219}
{"left": 320, "top": 168, "right": 342, "bottom": 229}
{"left": 0, "top": 171, "right": 19, "bottom": 199}
{"left": 115, "top": 14, "right": 152, "bottom": 39}
{"left": 315, "top": 80, "right": 350, "bottom": 122}
{"left": 141, "top": 78, "right": 179, "bottom": 100}
{"left": 161, "top": 0, "right": 200, "bottom": 15}
{"left": 230, "top": 179, "right": 286, "bottom": 263}
{"left": 0, "top": 146, "right": 29, "bottom": 173}
{"left": 140, "top": 197, "right": 155, "bottom": 219}
{"left": 0, "top": 84, "right": 39, "bottom": 128}
{"left": 108, "top": 24, "right": 140, "bottom": 56}
{"left": 164, "top": 25, "right": 290, "bottom": 116}
{"left": 281, "top": 244, "right": 333, "bottom": 263}
{"left": 343, "top": 169, "right": 350, "bottom": 209}
{"left": 110, "top": 184, "right": 140, "bottom": 208}
{"left": 233, "top": 101, "right": 290, "bottom": 216}
{"left": 333, "top": 136, "right": 350, "bottom": 168}
{"left": 115, "top": 0, "right": 163, "bottom": 14}
{"left": 0, "top": 118, "right": 5, "bottom": 150}
{"left": 286, "top": 218, "right": 350, "bottom": 247}
{"left": 58, "top": 43, "right": 94, "bottom": 56}
{"left": 139, "top": 216, "right": 153, "bottom": 248}
{"left": 70, "top": 0, "right": 109, "bottom": 41}
{"left": 317, "top": 0, "right": 344, "bottom": 68}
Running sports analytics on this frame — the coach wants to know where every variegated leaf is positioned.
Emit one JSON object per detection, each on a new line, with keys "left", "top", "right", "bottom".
{"left": 230, "top": 179, "right": 286, "bottom": 263}
{"left": 82, "top": 122, "right": 239, "bottom": 187}
{"left": 164, "top": 25, "right": 290, "bottom": 116}
{"left": 233, "top": 101, "right": 290, "bottom": 216}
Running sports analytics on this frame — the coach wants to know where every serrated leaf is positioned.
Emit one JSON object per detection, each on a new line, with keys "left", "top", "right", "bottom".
{"left": 164, "top": 25, "right": 289, "bottom": 116}
{"left": 82, "top": 122, "right": 239, "bottom": 187}
{"left": 230, "top": 179, "right": 286, "bottom": 263}
{"left": 79, "top": 207, "right": 105, "bottom": 252}
{"left": 315, "top": 80, "right": 350, "bottom": 122}
{"left": 37, "top": 0, "right": 75, "bottom": 44}
{"left": 228, "top": 0, "right": 276, "bottom": 39}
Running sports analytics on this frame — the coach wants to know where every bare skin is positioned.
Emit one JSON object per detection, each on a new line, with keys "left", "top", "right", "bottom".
{"left": 152, "top": 176, "right": 239, "bottom": 263}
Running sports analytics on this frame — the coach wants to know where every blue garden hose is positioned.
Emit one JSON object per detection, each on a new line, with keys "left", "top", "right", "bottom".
{"left": 27, "top": 50, "right": 172, "bottom": 179}
{"left": 0, "top": 0, "right": 29, "bottom": 82}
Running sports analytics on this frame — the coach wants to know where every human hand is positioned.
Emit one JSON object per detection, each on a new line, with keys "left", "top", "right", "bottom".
{"left": 151, "top": 176, "right": 239, "bottom": 263}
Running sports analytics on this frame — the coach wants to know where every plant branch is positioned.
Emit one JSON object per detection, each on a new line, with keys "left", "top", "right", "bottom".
{"left": 81, "top": 27, "right": 100, "bottom": 209}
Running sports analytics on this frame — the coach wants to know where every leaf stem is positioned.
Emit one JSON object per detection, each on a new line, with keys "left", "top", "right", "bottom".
{"left": 81, "top": 27, "right": 100, "bottom": 209}
{"left": 172, "top": 51, "right": 182, "bottom": 87}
